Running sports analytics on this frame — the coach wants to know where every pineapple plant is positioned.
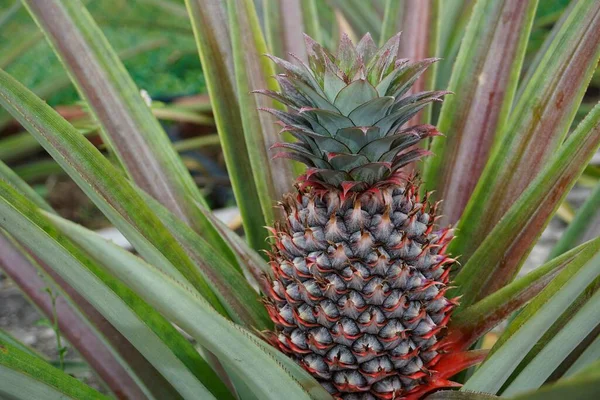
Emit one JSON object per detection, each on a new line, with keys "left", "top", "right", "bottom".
{"left": 0, "top": 1, "right": 600, "bottom": 400}
{"left": 261, "top": 34, "right": 461, "bottom": 399}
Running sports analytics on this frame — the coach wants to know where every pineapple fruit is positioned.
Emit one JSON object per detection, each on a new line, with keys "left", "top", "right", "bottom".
{"left": 261, "top": 34, "right": 461, "bottom": 399}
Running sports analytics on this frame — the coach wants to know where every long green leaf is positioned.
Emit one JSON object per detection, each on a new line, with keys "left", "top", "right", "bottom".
{"left": 380, "top": 0, "right": 402, "bottom": 46}
{"left": 228, "top": 0, "right": 294, "bottom": 225}
{"left": 453, "top": 0, "right": 600, "bottom": 260}
{"left": 20, "top": 0, "right": 233, "bottom": 256}
{"left": 0, "top": 329, "right": 46, "bottom": 362}
{"left": 426, "top": 391, "right": 499, "bottom": 399}
{"left": 461, "top": 249, "right": 600, "bottom": 393}
{"left": 424, "top": 0, "right": 537, "bottom": 224}
{"left": 0, "top": 159, "right": 51, "bottom": 211}
{"left": 194, "top": 199, "right": 272, "bottom": 293}
{"left": 0, "top": 181, "right": 232, "bottom": 400}
{"left": 434, "top": 0, "right": 476, "bottom": 102}
{"left": 301, "top": 0, "right": 322, "bottom": 44}
{"left": 508, "top": 360, "right": 600, "bottom": 400}
{"left": 549, "top": 182, "right": 600, "bottom": 259}
{"left": 0, "top": 159, "right": 177, "bottom": 399}
{"left": 135, "top": 188, "right": 271, "bottom": 329}
{"left": 563, "top": 334, "right": 600, "bottom": 378}
{"left": 452, "top": 103, "right": 600, "bottom": 307}
{"left": 447, "top": 237, "right": 600, "bottom": 350}
{"left": 0, "top": 68, "right": 230, "bottom": 312}
{"left": 184, "top": 0, "right": 269, "bottom": 252}
{"left": 0, "top": 65, "right": 272, "bottom": 329}
{"left": 50, "top": 213, "right": 331, "bottom": 400}
{"left": 502, "top": 284, "right": 600, "bottom": 395}
{"left": 0, "top": 231, "right": 171, "bottom": 400}
{"left": 0, "top": 38, "right": 168, "bottom": 132}
{"left": 0, "top": 337, "right": 109, "bottom": 400}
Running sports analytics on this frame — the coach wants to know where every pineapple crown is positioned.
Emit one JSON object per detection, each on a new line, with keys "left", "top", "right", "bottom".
{"left": 257, "top": 33, "right": 449, "bottom": 193}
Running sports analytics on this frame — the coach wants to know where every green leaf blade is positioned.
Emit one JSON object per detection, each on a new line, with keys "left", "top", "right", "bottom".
{"left": 424, "top": 0, "right": 538, "bottom": 224}
{"left": 228, "top": 0, "right": 295, "bottom": 225}
{"left": 453, "top": 0, "right": 600, "bottom": 261}
{"left": 462, "top": 246, "right": 600, "bottom": 393}
{"left": 0, "top": 339, "right": 109, "bottom": 400}
{"left": 453, "top": 103, "right": 600, "bottom": 307}
{"left": 20, "top": 0, "right": 233, "bottom": 256}
{"left": 185, "top": 0, "right": 270, "bottom": 252}
{"left": 447, "top": 237, "right": 600, "bottom": 350}
{"left": 0, "top": 181, "right": 232, "bottom": 400}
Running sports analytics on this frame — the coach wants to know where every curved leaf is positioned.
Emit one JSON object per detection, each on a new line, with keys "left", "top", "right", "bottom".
{"left": 508, "top": 360, "right": 600, "bottom": 400}
{"left": 0, "top": 232, "right": 170, "bottom": 400}
{"left": 0, "top": 67, "right": 229, "bottom": 314}
{"left": 134, "top": 189, "right": 271, "bottom": 329}
{"left": 462, "top": 248, "right": 600, "bottom": 393}
{"left": 184, "top": 0, "right": 272, "bottom": 253}
{"left": 20, "top": 0, "right": 228, "bottom": 253}
{"left": 0, "top": 182, "right": 232, "bottom": 400}
{"left": 0, "top": 336, "right": 109, "bottom": 400}
{"left": 50, "top": 213, "right": 331, "bottom": 400}
{"left": 453, "top": 0, "right": 600, "bottom": 261}
{"left": 424, "top": 0, "right": 537, "bottom": 223}
{"left": 563, "top": 334, "right": 600, "bottom": 378}
{"left": 502, "top": 284, "right": 600, "bottom": 395}
{"left": 453, "top": 103, "right": 600, "bottom": 307}
{"left": 228, "top": 0, "right": 295, "bottom": 225}
{"left": 446, "top": 237, "right": 600, "bottom": 350}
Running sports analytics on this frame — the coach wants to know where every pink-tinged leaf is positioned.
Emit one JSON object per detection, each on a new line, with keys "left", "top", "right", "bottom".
{"left": 0, "top": 182, "right": 233, "bottom": 399}
{"left": 397, "top": 0, "right": 439, "bottom": 127}
{"left": 424, "top": 0, "right": 537, "bottom": 225}
{"left": 445, "top": 237, "right": 600, "bottom": 351}
{"left": 185, "top": 0, "right": 270, "bottom": 251}
{"left": 452, "top": 102, "right": 600, "bottom": 308}
{"left": 0, "top": 68, "right": 229, "bottom": 314}
{"left": 264, "top": 0, "right": 307, "bottom": 61}
{"left": 453, "top": 0, "right": 600, "bottom": 261}
{"left": 20, "top": 0, "right": 239, "bottom": 266}
{"left": 0, "top": 232, "right": 171, "bottom": 399}
{"left": 228, "top": 0, "right": 295, "bottom": 224}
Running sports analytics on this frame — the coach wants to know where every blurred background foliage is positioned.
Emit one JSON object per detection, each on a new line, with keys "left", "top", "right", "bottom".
{"left": 1, "top": 0, "right": 205, "bottom": 105}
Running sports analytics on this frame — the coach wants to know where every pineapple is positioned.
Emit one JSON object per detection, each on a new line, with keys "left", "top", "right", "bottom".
{"left": 260, "top": 34, "right": 460, "bottom": 399}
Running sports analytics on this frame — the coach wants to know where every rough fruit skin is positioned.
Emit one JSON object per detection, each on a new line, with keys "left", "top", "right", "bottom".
{"left": 265, "top": 179, "right": 457, "bottom": 399}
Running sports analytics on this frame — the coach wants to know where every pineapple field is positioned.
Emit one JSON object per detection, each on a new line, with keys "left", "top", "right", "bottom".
{"left": 1, "top": 0, "right": 600, "bottom": 399}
